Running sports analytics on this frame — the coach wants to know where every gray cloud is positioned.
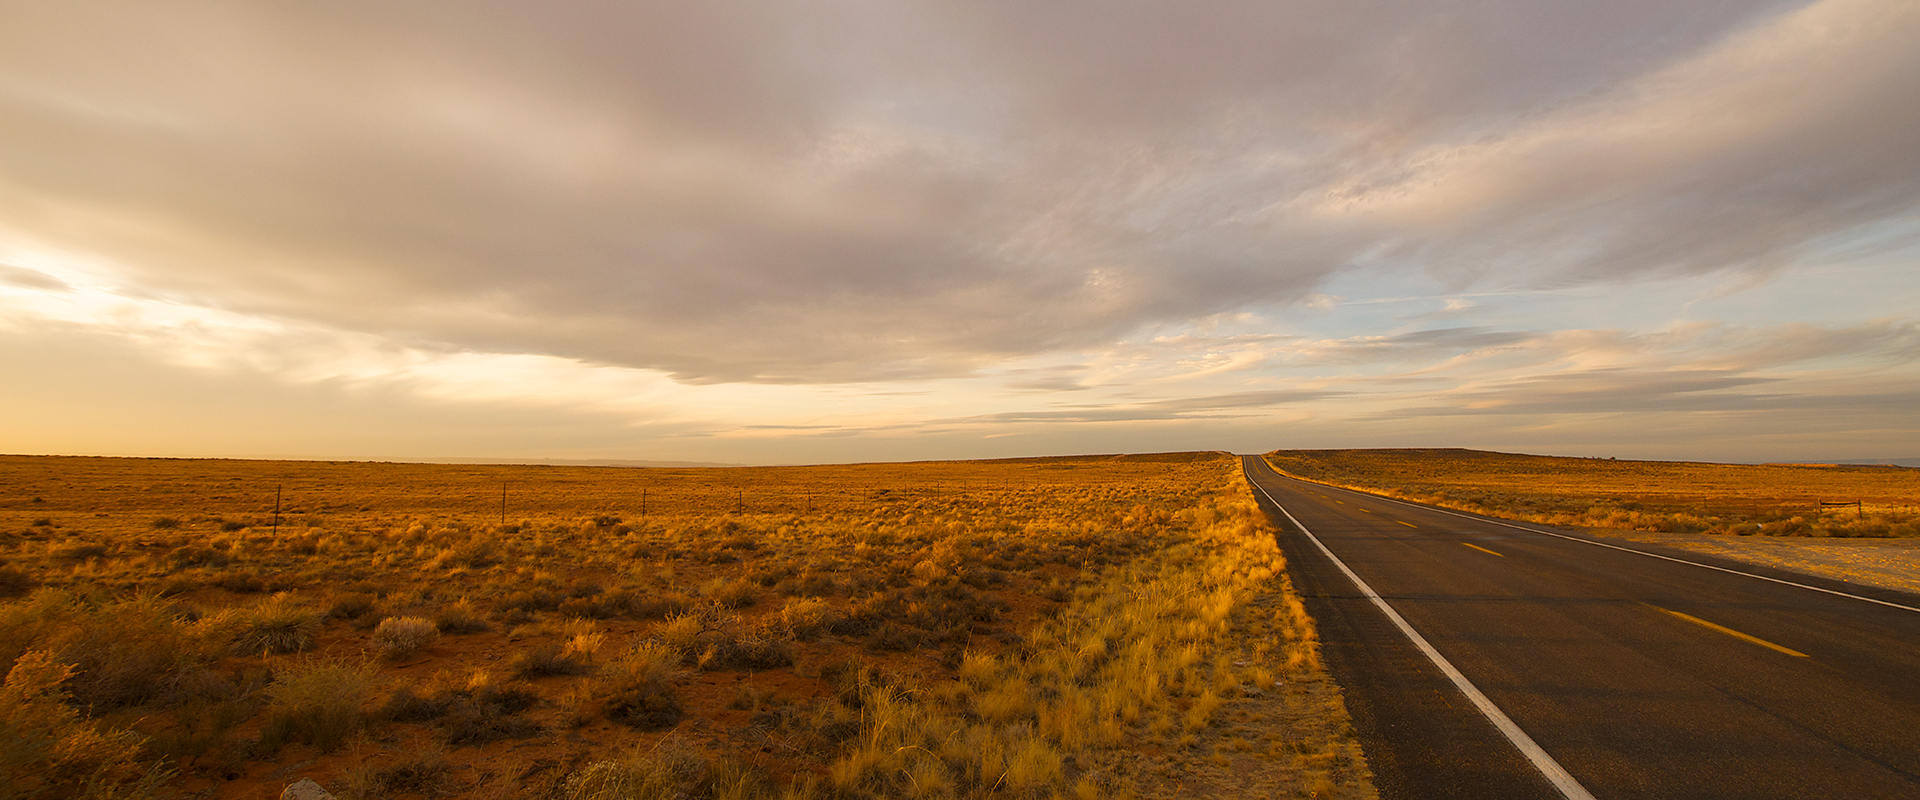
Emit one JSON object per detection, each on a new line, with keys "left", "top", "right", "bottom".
{"left": 951, "top": 388, "right": 1348, "bottom": 425}
{"left": 3, "top": 1, "right": 1912, "bottom": 383}
{"left": 1397, "top": 369, "right": 1783, "bottom": 416}
{"left": 1359, "top": 318, "right": 1920, "bottom": 419}
{"left": 1145, "top": 390, "right": 1351, "bottom": 412}
{"left": 1286, "top": 327, "right": 1537, "bottom": 366}
{"left": 1396, "top": 375, "right": 1920, "bottom": 417}
{"left": 1705, "top": 320, "right": 1920, "bottom": 370}
{"left": 1004, "top": 365, "right": 1094, "bottom": 393}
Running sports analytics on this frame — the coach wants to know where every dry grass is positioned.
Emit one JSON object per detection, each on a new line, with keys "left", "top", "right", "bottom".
{"left": 0, "top": 452, "right": 1373, "bottom": 798}
{"left": 369, "top": 617, "right": 439, "bottom": 661}
{"left": 1, "top": 650, "right": 172, "bottom": 799}
{"left": 1266, "top": 448, "right": 1920, "bottom": 537}
{"left": 222, "top": 593, "right": 322, "bottom": 656}
{"left": 260, "top": 660, "right": 373, "bottom": 753}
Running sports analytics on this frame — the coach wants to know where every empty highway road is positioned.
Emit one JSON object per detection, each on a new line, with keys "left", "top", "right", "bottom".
{"left": 1242, "top": 455, "right": 1920, "bottom": 800}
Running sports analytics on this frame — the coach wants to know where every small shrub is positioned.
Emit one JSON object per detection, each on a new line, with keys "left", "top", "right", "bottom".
{"left": 379, "top": 687, "right": 456, "bottom": 723}
{"left": 499, "top": 588, "right": 562, "bottom": 614}
{"left": 700, "top": 627, "right": 794, "bottom": 672}
{"left": 563, "top": 586, "right": 641, "bottom": 619}
{"left": 558, "top": 595, "right": 620, "bottom": 620}
{"left": 474, "top": 683, "right": 540, "bottom": 715}
{"left": 0, "top": 592, "right": 206, "bottom": 709}
{"left": 213, "top": 570, "right": 268, "bottom": 594}
{"left": 0, "top": 567, "right": 32, "bottom": 599}
{"left": 436, "top": 538, "right": 500, "bottom": 570}
{"left": 261, "top": 660, "right": 373, "bottom": 752}
{"left": 156, "top": 576, "right": 199, "bottom": 597}
{"left": 776, "top": 597, "right": 839, "bottom": 640}
{"left": 910, "top": 559, "right": 946, "bottom": 583}
{"left": 791, "top": 569, "right": 844, "bottom": 597}
{"left": 0, "top": 650, "right": 172, "bottom": 799}
{"left": 345, "top": 748, "right": 451, "bottom": 798}
{"left": 1002, "top": 733, "right": 1063, "bottom": 790}
{"left": 866, "top": 623, "right": 922, "bottom": 653}
{"left": 703, "top": 578, "right": 759, "bottom": 610}
{"left": 656, "top": 606, "right": 793, "bottom": 671}
{"left": 433, "top": 598, "right": 490, "bottom": 634}
{"left": 225, "top": 594, "right": 321, "bottom": 656}
{"left": 974, "top": 679, "right": 1031, "bottom": 723}
{"left": 50, "top": 541, "right": 109, "bottom": 562}
{"left": 150, "top": 517, "right": 180, "bottom": 530}
{"left": 511, "top": 643, "right": 590, "bottom": 678}
{"left": 591, "top": 641, "right": 684, "bottom": 731}
{"left": 563, "top": 736, "right": 709, "bottom": 800}
{"left": 627, "top": 590, "right": 691, "bottom": 621}
{"left": 562, "top": 619, "right": 606, "bottom": 664}
{"left": 166, "top": 545, "right": 228, "bottom": 569}
{"left": 371, "top": 617, "right": 439, "bottom": 661}
{"left": 440, "top": 684, "right": 543, "bottom": 745}
{"left": 654, "top": 611, "right": 706, "bottom": 657}
{"left": 957, "top": 650, "right": 998, "bottom": 688}
{"left": 327, "top": 592, "right": 378, "bottom": 622}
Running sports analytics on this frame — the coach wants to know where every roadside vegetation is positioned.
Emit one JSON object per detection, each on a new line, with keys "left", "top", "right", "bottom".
{"left": 1266, "top": 449, "right": 1920, "bottom": 538}
{"left": 0, "top": 453, "right": 1372, "bottom": 799}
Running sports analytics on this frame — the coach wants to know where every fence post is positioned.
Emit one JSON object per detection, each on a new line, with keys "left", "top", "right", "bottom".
{"left": 272, "top": 485, "right": 282, "bottom": 535}
{"left": 1819, "top": 499, "right": 1865, "bottom": 521}
{"left": 500, "top": 481, "right": 508, "bottom": 525}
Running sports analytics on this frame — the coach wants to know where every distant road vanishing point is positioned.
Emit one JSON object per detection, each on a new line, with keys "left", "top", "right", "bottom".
{"left": 1242, "top": 455, "right": 1920, "bottom": 800}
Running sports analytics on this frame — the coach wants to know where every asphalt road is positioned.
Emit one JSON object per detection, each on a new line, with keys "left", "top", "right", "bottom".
{"left": 1242, "top": 455, "right": 1920, "bottom": 800}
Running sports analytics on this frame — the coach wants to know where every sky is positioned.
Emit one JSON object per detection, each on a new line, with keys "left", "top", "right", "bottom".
{"left": 3, "top": 0, "right": 1918, "bottom": 465}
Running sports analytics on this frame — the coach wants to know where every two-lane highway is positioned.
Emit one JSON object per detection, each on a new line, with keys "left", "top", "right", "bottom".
{"left": 1243, "top": 455, "right": 1920, "bottom": 799}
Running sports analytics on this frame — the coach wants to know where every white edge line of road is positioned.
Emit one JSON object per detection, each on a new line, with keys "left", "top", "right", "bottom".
{"left": 1243, "top": 463, "right": 1599, "bottom": 800}
{"left": 1270, "top": 462, "right": 1920, "bottom": 616}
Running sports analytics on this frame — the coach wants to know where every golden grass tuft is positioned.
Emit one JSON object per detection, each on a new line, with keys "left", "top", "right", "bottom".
{"left": 223, "top": 593, "right": 322, "bottom": 656}
{"left": 260, "top": 659, "right": 373, "bottom": 752}
{"left": 0, "top": 650, "right": 172, "bottom": 799}
{"left": 432, "top": 597, "right": 490, "bottom": 634}
{"left": 561, "top": 736, "right": 744, "bottom": 800}
{"left": 0, "top": 591, "right": 207, "bottom": 709}
{"left": 775, "top": 596, "right": 838, "bottom": 640}
{"left": 370, "top": 616, "right": 439, "bottom": 661}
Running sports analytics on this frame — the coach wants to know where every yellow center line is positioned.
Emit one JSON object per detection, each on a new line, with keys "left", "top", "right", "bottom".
{"left": 1397, "top": 520, "right": 1418, "bottom": 528}
{"left": 1650, "top": 605, "right": 1809, "bottom": 658}
{"left": 1461, "top": 542, "right": 1504, "bottom": 557}
{"left": 1359, "top": 507, "right": 1372, "bottom": 513}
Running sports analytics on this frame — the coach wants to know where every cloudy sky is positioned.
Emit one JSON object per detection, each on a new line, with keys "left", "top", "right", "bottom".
{"left": 4, "top": 0, "right": 1917, "bottom": 464}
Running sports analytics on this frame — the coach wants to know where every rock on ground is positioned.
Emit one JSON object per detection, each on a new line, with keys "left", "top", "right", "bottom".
{"left": 281, "top": 779, "right": 335, "bottom": 800}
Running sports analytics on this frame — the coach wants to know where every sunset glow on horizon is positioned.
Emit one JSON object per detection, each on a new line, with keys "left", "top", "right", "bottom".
{"left": 4, "top": 1, "right": 1917, "bottom": 465}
